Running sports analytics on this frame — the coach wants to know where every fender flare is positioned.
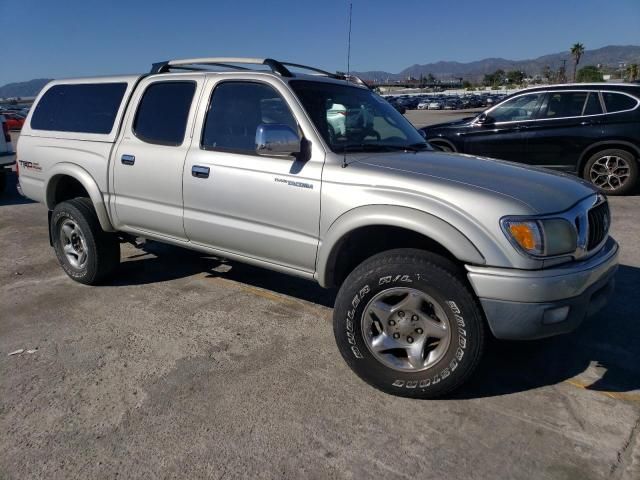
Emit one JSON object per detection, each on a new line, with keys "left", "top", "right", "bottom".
{"left": 45, "top": 163, "right": 115, "bottom": 232}
{"left": 315, "top": 205, "right": 485, "bottom": 288}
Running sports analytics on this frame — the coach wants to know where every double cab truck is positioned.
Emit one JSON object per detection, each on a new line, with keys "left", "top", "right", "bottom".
{"left": 16, "top": 57, "right": 618, "bottom": 398}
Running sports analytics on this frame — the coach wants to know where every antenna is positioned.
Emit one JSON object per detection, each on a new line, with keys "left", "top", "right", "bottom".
{"left": 346, "top": 2, "right": 353, "bottom": 75}
{"left": 343, "top": 2, "right": 353, "bottom": 169}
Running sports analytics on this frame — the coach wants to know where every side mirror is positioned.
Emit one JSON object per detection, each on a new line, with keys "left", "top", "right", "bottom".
{"left": 255, "top": 124, "right": 301, "bottom": 157}
{"left": 418, "top": 129, "right": 427, "bottom": 139}
{"left": 476, "top": 113, "right": 494, "bottom": 125}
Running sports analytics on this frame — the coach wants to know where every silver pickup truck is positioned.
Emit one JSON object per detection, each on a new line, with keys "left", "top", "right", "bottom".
{"left": 16, "top": 57, "right": 618, "bottom": 398}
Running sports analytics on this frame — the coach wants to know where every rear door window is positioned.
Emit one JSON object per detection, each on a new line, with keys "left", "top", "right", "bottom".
{"left": 31, "top": 83, "right": 127, "bottom": 134}
{"left": 602, "top": 92, "right": 638, "bottom": 113}
{"left": 539, "top": 92, "right": 589, "bottom": 119}
{"left": 583, "top": 92, "right": 603, "bottom": 115}
{"left": 133, "top": 81, "right": 196, "bottom": 146}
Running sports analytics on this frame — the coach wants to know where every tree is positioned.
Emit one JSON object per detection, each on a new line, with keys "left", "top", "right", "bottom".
{"left": 427, "top": 73, "right": 436, "bottom": 84}
{"left": 483, "top": 69, "right": 505, "bottom": 87}
{"left": 627, "top": 63, "right": 639, "bottom": 82}
{"left": 576, "top": 65, "right": 603, "bottom": 83}
{"left": 506, "top": 70, "right": 525, "bottom": 85}
{"left": 542, "top": 65, "right": 553, "bottom": 83}
{"left": 570, "top": 42, "right": 585, "bottom": 82}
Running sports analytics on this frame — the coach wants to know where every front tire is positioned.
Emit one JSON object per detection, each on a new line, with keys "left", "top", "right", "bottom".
{"left": 583, "top": 149, "right": 638, "bottom": 196}
{"left": 51, "top": 198, "right": 120, "bottom": 285}
{"left": 333, "top": 249, "right": 485, "bottom": 399}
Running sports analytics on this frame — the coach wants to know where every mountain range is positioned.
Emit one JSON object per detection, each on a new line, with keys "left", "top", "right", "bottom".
{"left": 1, "top": 45, "right": 639, "bottom": 97}
{"left": 353, "top": 45, "right": 640, "bottom": 82}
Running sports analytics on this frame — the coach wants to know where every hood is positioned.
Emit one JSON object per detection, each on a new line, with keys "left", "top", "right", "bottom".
{"left": 421, "top": 117, "right": 476, "bottom": 131}
{"left": 353, "top": 151, "right": 596, "bottom": 214}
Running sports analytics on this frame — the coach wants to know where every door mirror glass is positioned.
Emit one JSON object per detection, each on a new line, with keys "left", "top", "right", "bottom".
{"left": 476, "top": 113, "right": 494, "bottom": 125}
{"left": 255, "top": 124, "right": 301, "bottom": 156}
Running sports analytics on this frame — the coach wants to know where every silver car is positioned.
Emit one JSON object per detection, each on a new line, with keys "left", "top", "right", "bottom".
{"left": 16, "top": 57, "right": 618, "bottom": 399}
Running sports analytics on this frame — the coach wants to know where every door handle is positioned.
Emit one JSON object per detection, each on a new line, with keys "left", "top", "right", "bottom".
{"left": 121, "top": 154, "right": 135, "bottom": 165}
{"left": 192, "top": 165, "right": 210, "bottom": 179}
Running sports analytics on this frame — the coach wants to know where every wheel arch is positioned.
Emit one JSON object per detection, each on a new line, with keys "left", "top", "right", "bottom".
{"left": 45, "top": 163, "right": 115, "bottom": 232}
{"left": 316, "top": 205, "right": 485, "bottom": 288}
{"left": 427, "top": 138, "right": 458, "bottom": 152}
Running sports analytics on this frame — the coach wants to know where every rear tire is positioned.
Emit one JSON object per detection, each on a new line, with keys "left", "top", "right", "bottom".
{"left": 429, "top": 141, "right": 454, "bottom": 153}
{"left": 583, "top": 149, "right": 638, "bottom": 196}
{"left": 333, "top": 249, "right": 485, "bottom": 399}
{"left": 51, "top": 198, "right": 120, "bottom": 285}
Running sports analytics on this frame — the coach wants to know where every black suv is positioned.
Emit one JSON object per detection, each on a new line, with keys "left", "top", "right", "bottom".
{"left": 421, "top": 84, "right": 640, "bottom": 195}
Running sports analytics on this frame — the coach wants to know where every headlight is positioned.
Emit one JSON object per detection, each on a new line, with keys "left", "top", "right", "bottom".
{"left": 501, "top": 217, "right": 577, "bottom": 257}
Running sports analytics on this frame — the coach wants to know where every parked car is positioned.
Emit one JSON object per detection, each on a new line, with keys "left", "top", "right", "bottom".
{"left": 387, "top": 100, "right": 406, "bottom": 114}
{"left": 422, "top": 83, "right": 640, "bottom": 195}
{"left": 443, "top": 98, "right": 462, "bottom": 110}
{"left": 0, "top": 114, "right": 15, "bottom": 193}
{"left": 2, "top": 112, "right": 25, "bottom": 130}
{"left": 427, "top": 100, "right": 443, "bottom": 110}
{"left": 17, "top": 58, "right": 617, "bottom": 399}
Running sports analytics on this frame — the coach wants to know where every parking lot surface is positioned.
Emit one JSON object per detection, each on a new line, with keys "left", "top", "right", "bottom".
{"left": 1, "top": 120, "right": 639, "bottom": 479}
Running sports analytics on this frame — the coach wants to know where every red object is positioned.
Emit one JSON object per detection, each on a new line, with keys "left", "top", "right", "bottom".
{"left": 3, "top": 113, "right": 25, "bottom": 130}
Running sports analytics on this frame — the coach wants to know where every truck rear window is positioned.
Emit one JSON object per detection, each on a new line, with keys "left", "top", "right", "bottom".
{"left": 31, "top": 83, "right": 127, "bottom": 134}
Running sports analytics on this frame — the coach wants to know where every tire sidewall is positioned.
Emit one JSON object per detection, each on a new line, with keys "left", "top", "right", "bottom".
{"left": 51, "top": 204, "right": 98, "bottom": 282}
{"left": 334, "top": 260, "right": 482, "bottom": 397}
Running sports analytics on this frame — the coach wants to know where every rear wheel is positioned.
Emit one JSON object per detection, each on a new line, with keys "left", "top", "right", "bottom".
{"left": 51, "top": 198, "right": 120, "bottom": 285}
{"left": 333, "top": 249, "right": 486, "bottom": 399}
{"left": 583, "top": 149, "right": 638, "bottom": 196}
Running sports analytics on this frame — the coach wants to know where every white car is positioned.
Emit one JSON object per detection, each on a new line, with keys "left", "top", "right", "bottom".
{"left": 417, "top": 101, "right": 430, "bottom": 110}
{"left": 427, "top": 101, "right": 443, "bottom": 110}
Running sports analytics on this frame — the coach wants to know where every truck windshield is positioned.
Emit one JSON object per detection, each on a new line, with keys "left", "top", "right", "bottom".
{"left": 290, "top": 80, "right": 430, "bottom": 153}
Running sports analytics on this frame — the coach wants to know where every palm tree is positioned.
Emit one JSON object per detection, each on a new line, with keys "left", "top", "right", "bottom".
{"left": 627, "top": 63, "right": 639, "bottom": 82}
{"left": 570, "top": 43, "right": 585, "bottom": 82}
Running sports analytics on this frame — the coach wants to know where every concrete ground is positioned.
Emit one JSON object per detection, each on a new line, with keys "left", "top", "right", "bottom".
{"left": 1, "top": 119, "right": 639, "bottom": 480}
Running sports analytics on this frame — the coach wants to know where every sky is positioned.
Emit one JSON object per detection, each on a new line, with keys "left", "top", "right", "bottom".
{"left": 0, "top": 0, "right": 639, "bottom": 85}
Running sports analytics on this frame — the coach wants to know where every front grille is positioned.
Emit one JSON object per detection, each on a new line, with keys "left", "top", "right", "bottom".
{"left": 587, "top": 201, "right": 610, "bottom": 250}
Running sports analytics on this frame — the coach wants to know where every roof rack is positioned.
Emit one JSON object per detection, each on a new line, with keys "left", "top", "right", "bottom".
{"left": 149, "top": 57, "right": 372, "bottom": 89}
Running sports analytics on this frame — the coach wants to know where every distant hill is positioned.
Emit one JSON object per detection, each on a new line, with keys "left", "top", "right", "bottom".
{"left": 0, "top": 79, "right": 52, "bottom": 99}
{"left": 2, "top": 45, "right": 639, "bottom": 95}
{"left": 354, "top": 45, "right": 640, "bottom": 82}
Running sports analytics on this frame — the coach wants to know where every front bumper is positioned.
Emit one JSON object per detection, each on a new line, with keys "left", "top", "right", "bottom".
{"left": 466, "top": 237, "right": 619, "bottom": 340}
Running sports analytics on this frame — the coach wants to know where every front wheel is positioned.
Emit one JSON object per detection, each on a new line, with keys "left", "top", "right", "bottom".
{"left": 51, "top": 198, "right": 120, "bottom": 285}
{"left": 583, "top": 149, "right": 638, "bottom": 196}
{"left": 333, "top": 249, "right": 486, "bottom": 399}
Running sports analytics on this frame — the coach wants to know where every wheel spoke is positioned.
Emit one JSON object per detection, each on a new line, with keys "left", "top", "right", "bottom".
{"left": 391, "top": 291, "right": 423, "bottom": 313}
{"left": 423, "top": 316, "right": 448, "bottom": 339}
{"left": 61, "top": 224, "right": 74, "bottom": 241}
{"left": 405, "top": 337, "right": 427, "bottom": 369}
{"left": 370, "top": 332, "right": 404, "bottom": 353}
{"left": 369, "top": 300, "right": 394, "bottom": 322}
{"left": 63, "top": 243, "right": 76, "bottom": 256}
